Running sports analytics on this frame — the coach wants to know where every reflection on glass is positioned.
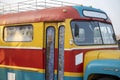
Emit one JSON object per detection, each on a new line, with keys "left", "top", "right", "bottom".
{"left": 46, "top": 27, "right": 55, "bottom": 80}
{"left": 4, "top": 25, "right": 33, "bottom": 42}
{"left": 83, "top": 10, "right": 107, "bottom": 19}
{"left": 99, "top": 22, "right": 115, "bottom": 44}
{"left": 71, "top": 21, "right": 116, "bottom": 45}
{"left": 58, "top": 26, "right": 65, "bottom": 80}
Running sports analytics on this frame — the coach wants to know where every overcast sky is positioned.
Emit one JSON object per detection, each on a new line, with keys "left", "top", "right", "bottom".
{"left": 1, "top": 0, "right": 120, "bottom": 34}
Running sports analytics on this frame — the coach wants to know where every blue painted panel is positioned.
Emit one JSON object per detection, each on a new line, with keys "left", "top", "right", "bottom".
{"left": 0, "top": 68, "right": 7, "bottom": 80}
{"left": 84, "top": 59, "right": 120, "bottom": 80}
{"left": 0, "top": 68, "right": 83, "bottom": 80}
{"left": 64, "top": 76, "right": 83, "bottom": 80}
{"left": 0, "top": 68, "right": 45, "bottom": 80}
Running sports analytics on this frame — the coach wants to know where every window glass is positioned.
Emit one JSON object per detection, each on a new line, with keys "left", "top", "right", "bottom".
{"left": 83, "top": 10, "right": 107, "bottom": 19}
{"left": 71, "top": 21, "right": 116, "bottom": 45}
{"left": 94, "top": 27, "right": 102, "bottom": 44}
{"left": 4, "top": 25, "right": 33, "bottom": 42}
{"left": 99, "top": 22, "right": 115, "bottom": 44}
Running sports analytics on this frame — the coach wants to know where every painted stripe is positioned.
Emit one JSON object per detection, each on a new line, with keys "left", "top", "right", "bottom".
{"left": 65, "top": 45, "right": 117, "bottom": 50}
{"left": 0, "top": 65, "right": 44, "bottom": 73}
{"left": 0, "top": 45, "right": 117, "bottom": 50}
{"left": 54, "top": 70, "right": 83, "bottom": 77}
{"left": 64, "top": 72, "right": 83, "bottom": 77}
{"left": 0, "top": 46, "right": 42, "bottom": 50}
{"left": 0, "top": 65, "right": 83, "bottom": 77}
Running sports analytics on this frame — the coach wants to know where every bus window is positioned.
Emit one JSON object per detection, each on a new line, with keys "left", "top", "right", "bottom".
{"left": 71, "top": 21, "right": 116, "bottom": 45}
{"left": 71, "top": 21, "right": 95, "bottom": 45}
{"left": 99, "top": 22, "right": 115, "bottom": 44}
{"left": 4, "top": 25, "right": 33, "bottom": 42}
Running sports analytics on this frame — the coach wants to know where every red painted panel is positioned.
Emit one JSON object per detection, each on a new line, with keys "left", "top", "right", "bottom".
{"left": 63, "top": 47, "right": 118, "bottom": 73}
{"left": 0, "top": 47, "right": 117, "bottom": 73}
{"left": 0, "top": 48, "right": 44, "bottom": 68}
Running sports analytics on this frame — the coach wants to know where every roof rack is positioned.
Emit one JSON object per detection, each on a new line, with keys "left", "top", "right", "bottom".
{"left": 0, "top": 0, "right": 80, "bottom": 14}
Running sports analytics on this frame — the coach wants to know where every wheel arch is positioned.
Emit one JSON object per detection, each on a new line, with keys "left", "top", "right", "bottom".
{"left": 88, "top": 74, "right": 120, "bottom": 80}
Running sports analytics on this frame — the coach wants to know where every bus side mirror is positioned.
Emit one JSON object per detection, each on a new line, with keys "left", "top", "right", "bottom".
{"left": 118, "top": 40, "right": 120, "bottom": 50}
{"left": 74, "top": 24, "right": 79, "bottom": 37}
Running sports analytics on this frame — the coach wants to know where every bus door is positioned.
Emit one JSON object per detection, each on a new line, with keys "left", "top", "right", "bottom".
{"left": 45, "top": 23, "right": 65, "bottom": 80}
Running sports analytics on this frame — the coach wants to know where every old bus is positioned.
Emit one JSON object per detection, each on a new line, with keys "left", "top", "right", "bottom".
{"left": 0, "top": 5, "right": 120, "bottom": 80}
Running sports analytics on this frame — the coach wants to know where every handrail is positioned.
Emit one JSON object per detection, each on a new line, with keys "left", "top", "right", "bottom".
{"left": 0, "top": 0, "right": 80, "bottom": 14}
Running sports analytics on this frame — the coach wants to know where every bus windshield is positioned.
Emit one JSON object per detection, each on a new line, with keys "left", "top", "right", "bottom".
{"left": 71, "top": 21, "right": 116, "bottom": 45}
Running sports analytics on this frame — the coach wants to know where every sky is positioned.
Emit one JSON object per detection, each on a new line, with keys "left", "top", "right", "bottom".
{"left": 1, "top": 0, "right": 120, "bottom": 34}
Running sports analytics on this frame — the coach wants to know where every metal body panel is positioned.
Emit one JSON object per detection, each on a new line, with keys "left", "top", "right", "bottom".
{"left": 84, "top": 60, "right": 120, "bottom": 80}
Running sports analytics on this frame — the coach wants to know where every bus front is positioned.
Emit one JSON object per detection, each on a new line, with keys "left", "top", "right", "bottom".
{"left": 69, "top": 6, "right": 120, "bottom": 80}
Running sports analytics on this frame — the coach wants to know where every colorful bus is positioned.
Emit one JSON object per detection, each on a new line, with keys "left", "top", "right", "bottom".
{"left": 0, "top": 6, "right": 120, "bottom": 80}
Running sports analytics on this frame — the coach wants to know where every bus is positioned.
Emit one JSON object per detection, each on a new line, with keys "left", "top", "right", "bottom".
{"left": 0, "top": 5, "right": 120, "bottom": 80}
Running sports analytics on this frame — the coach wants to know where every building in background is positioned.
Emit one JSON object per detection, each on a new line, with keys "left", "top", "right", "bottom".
{"left": 0, "top": 1, "right": 10, "bottom": 14}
